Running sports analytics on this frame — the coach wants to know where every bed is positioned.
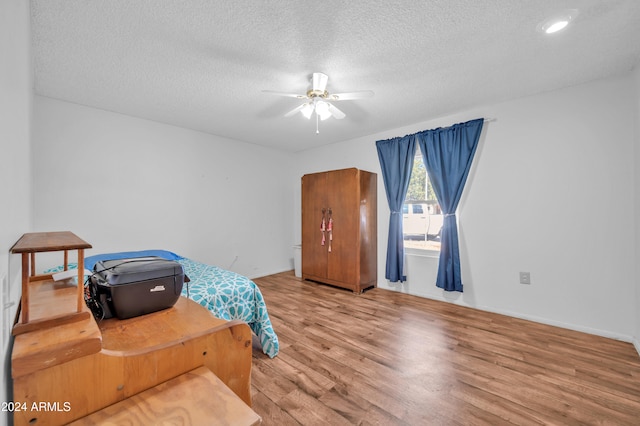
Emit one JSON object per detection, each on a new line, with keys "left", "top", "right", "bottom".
{"left": 48, "top": 250, "right": 279, "bottom": 358}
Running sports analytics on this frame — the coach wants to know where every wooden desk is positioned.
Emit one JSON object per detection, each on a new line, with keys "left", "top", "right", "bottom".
{"left": 11, "top": 231, "right": 92, "bottom": 334}
{"left": 12, "top": 296, "right": 254, "bottom": 425}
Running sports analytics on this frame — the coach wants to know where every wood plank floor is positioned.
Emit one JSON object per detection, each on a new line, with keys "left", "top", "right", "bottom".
{"left": 250, "top": 271, "right": 640, "bottom": 425}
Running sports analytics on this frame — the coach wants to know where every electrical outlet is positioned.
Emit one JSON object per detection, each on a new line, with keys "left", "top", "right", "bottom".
{"left": 519, "top": 272, "right": 531, "bottom": 285}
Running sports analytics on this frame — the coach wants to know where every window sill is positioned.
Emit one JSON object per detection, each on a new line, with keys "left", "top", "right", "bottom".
{"left": 405, "top": 247, "right": 441, "bottom": 259}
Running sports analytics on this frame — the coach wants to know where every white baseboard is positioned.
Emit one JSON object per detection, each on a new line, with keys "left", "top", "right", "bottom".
{"left": 247, "top": 268, "right": 295, "bottom": 280}
{"left": 477, "top": 304, "right": 634, "bottom": 343}
{"left": 380, "top": 284, "right": 636, "bottom": 345}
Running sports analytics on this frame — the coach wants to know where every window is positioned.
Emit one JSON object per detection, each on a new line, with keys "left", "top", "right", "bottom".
{"left": 403, "top": 146, "right": 441, "bottom": 251}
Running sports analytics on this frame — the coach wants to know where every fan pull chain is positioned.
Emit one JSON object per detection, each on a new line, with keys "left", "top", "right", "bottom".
{"left": 316, "top": 113, "right": 320, "bottom": 134}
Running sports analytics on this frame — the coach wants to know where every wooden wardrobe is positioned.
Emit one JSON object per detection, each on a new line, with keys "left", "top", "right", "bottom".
{"left": 301, "top": 168, "right": 377, "bottom": 293}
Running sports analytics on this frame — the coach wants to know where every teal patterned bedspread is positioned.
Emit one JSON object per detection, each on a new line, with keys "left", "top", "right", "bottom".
{"left": 177, "top": 257, "right": 279, "bottom": 358}
{"left": 47, "top": 250, "right": 279, "bottom": 358}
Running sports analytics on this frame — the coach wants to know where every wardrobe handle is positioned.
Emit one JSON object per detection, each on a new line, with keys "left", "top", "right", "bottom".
{"left": 321, "top": 208, "right": 326, "bottom": 246}
{"left": 327, "top": 208, "right": 333, "bottom": 253}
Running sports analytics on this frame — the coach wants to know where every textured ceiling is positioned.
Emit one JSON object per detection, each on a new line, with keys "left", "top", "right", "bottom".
{"left": 31, "top": 1, "right": 640, "bottom": 152}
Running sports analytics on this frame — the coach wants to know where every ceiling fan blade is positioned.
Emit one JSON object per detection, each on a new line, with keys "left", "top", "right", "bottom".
{"left": 325, "top": 90, "right": 374, "bottom": 101}
{"left": 327, "top": 103, "right": 346, "bottom": 119}
{"left": 284, "top": 104, "right": 306, "bottom": 118}
{"left": 312, "top": 73, "right": 329, "bottom": 92}
{"left": 262, "top": 90, "right": 307, "bottom": 99}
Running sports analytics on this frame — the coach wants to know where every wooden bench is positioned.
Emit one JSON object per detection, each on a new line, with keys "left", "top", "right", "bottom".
{"left": 70, "top": 366, "right": 261, "bottom": 425}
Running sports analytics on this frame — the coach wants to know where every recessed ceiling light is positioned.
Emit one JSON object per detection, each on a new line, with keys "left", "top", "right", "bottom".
{"left": 538, "top": 9, "right": 578, "bottom": 34}
{"left": 545, "top": 20, "right": 569, "bottom": 34}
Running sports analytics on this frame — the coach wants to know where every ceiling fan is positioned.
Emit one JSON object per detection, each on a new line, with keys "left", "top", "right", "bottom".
{"left": 263, "top": 72, "right": 374, "bottom": 133}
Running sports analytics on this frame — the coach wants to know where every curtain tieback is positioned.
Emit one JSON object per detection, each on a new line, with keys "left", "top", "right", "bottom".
{"left": 444, "top": 213, "right": 456, "bottom": 217}
{"left": 391, "top": 211, "right": 401, "bottom": 214}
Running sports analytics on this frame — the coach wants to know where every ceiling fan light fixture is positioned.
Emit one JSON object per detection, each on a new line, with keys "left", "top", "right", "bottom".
{"left": 315, "top": 100, "right": 330, "bottom": 116}
{"left": 301, "top": 103, "right": 314, "bottom": 119}
{"left": 319, "top": 111, "right": 332, "bottom": 121}
{"left": 537, "top": 9, "right": 578, "bottom": 34}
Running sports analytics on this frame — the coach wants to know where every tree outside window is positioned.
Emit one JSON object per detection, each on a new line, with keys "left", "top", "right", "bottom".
{"left": 403, "top": 146, "right": 441, "bottom": 251}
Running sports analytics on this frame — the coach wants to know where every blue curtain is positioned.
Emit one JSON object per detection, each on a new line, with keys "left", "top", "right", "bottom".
{"left": 416, "top": 118, "right": 484, "bottom": 292}
{"left": 376, "top": 135, "right": 416, "bottom": 282}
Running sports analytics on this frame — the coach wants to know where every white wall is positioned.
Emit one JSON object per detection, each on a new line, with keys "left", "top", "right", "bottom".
{"left": 0, "top": 0, "right": 32, "bottom": 423}
{"left": 32, "top": 97, "right": 295, "bottom": 279}
{"left": 293, "top": 72, "right": 638, "bottom": 342}
{"left": 634, "top": 65, "right": 640, "bottom": 353}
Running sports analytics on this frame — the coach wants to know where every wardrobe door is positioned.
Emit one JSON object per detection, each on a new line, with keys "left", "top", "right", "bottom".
{"left": 326, "top": 168, "right": 359, "bottom": 287}
{"left": 301, "top": 172, "right": 328, "bottom": 280}
{"left": 358, "top": 171, "right": 377, "bottom": 288}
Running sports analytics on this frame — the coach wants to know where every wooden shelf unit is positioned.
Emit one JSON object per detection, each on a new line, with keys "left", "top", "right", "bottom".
{"left": 11, "top": 231, "right": 91, "bottom": 336}
{"left": 10, "top": 231, "right": 259, "bottom": 425}
{"left": 12, "top": 296, "right": 256, "bottom": 425}
{"left": 10, "top": 231, "right": 92, "bottom": 335}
